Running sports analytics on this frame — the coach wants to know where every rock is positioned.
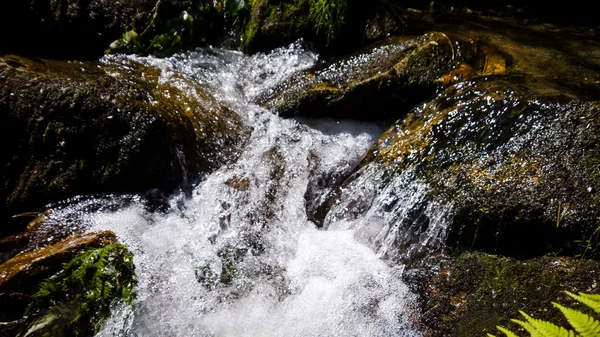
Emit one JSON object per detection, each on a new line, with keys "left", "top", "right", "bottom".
{"left": 241, "top": 0, "right": 311, "bottom": 53}
{"left": 241, "top": 0, "right": 405, "bottom": 54}
{"left": 0, "top": 231, "right": 136, "bottom": 336}
{"left": 408, "top": 252, "right": 600, "bottom": 337}
{"left": 257, "top": 32, "right": 505, "bottom": 120}
{"left": 321, "top": 76, "right": 600, "bottom": 262}
{"left": 0, "top": 55, "right": 249, "bottom": 235}
{"left": 0, "top": 0, "right": 224, "bottom": 59}
{"left": 0, "top": 211, "right": 49, "bottom": 264}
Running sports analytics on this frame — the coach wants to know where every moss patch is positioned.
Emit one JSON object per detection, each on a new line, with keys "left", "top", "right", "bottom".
{"left": 415, "top": 252, "right": 600, "bottom": 337}
{"left": 24, "top": 244, "right": 136, "bottom": 337}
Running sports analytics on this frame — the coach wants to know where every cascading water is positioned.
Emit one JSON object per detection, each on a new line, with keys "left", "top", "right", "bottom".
{"left": 38, "top": 42, "right": 429, "bottom": 336}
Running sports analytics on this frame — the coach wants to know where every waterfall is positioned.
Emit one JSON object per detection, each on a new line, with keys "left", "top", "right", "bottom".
{"left": 41, "top": 42, "right": 425, "bottom": 337}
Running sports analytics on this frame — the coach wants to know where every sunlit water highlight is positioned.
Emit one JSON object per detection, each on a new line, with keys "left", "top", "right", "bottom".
{"left": 43, "top": 42, "right": 424, "bottom": 336}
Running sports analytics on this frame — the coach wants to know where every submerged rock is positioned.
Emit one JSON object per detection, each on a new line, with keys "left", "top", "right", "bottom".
{"left": 0, "top": 55, "right": 249, "bottom": 235}
{"left": 0, "top": 231, "right": 135, "bottom": 337}
{"left": 257, "top": 32, "right": 505, "bottom": 120}
{"left": 408, "top": 252, "right": 600, "bottom": 337}
{"left": 321, "top": 76, "right": 600, "bottom": 261}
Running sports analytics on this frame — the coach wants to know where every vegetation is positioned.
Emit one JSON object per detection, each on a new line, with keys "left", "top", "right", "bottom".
{"left": 108, "top": 0, "right": 245, "bottom": 54}
{"left": 308, "top": 0, "right": 347, "bottom": 43}
{"left": 23, "top": 244, "right": 137, "bottom": 337}
{"left": 488, "top": 291, "right": 600, "bottom": 337}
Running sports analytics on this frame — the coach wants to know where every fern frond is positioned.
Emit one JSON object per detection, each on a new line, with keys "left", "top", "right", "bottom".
{"left": 513, "top": 310, "right": 577, "bottom": 337}
{"left": 566, "top": 292, "right": 600, "bottom": 314}
{"left": 553, "top": 302, "right": 600, "bottom": 337}
{"left": 496, "top": 325, "right": 522, "bottom": 337}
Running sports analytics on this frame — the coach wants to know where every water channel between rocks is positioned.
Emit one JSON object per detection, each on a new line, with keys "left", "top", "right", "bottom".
{"left": 41, "top": 42, "right": 435, "bottom": 337}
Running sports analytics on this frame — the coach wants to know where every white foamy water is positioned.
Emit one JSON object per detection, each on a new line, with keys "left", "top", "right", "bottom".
{"left": 44, "top": 43, "right": 423, "bottom": 336}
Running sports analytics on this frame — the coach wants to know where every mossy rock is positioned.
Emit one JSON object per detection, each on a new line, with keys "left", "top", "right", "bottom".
{"left": 321, "top": 76, "right": 600, "bottom": 261}
{"left": 374, "top": 77, "right": 600, "bottom": 257}
{"left": 0, "top": 231, "right": 136, "bottom": 337}
{"left": 0, "top": 0, "right": 226, "bottom": 59}
{"left": 409, "top": 251, "right": 600, "bottom": 337}
{"left": 257, "top": 32, "right": 506, "bottom": 120}
{"left": 0, "top": 55, "right": 249, "bottom": 235}
{"left": 240, "top": 0, "right": 407, "bottom": 54}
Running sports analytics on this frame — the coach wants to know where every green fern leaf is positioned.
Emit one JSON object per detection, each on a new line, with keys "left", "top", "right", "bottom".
{"left": 496, "top": 325, "right": 522, "bottom": 337}
{"left": 553, "top": 302, "right": 600, "bottom": 337}
{"left": 566, "top": 292, "right": 600, "bottom": 315}
{"left": 513, "top": 310, "right": 577, "bottom": 337}
{"left": 512, "top": 319, "right": 546, "bottom": 337}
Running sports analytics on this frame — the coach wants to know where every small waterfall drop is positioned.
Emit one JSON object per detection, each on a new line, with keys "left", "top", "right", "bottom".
{"left": 41, "top": 42, "right": 433, "bottom": 336}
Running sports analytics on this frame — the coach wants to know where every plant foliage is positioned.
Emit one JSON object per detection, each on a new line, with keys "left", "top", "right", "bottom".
{"left": 308, "top": 0, "right": 347, "bottom": 43}
{"left": 488, "top": 291, "right": 600, "bottom": 337}
{"left": 24, "top": 244, "right": 137, "bottom": 337}
{"left": 109, "top": 0, "right": 238, "bottom": 55}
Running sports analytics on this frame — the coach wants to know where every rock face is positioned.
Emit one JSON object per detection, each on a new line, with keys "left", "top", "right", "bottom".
{"left": 321, "top": 77, "right": 600, "bottom": 261}
{"left": 257, "top": 32, "right": 505, "bottom": 120}
{"left": 0, "top": 55, "right": 249, "bottom": 235}
{"left": 408, "top": 252, "right": 600, "bottom": 337}
{"left": 0, "top": 231, "right": 136, "bottom": 337}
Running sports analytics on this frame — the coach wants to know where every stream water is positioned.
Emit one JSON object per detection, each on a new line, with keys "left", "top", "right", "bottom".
{"left": 42, "top": 42, "right": 426, "bottom": 336}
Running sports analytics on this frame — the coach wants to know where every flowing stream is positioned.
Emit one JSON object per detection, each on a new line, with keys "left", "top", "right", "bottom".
{"left": 42, "top": 42, "right": 425, "bottom": 336}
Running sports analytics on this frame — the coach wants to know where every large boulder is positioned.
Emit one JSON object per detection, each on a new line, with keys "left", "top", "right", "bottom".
{"left": 0, "top": 55, "right": 249, "bottom": 235}
{"left": 257, "top": 32, "right": 506, "bottom": 120}
{"left": 407, "top": 252, "right": 600, "bottom": 337}
{"left": 320, "top": 76, "right": 600, "bottom": 262}
{"left": 0, "top": 231, "right": 136, "bottom": 337}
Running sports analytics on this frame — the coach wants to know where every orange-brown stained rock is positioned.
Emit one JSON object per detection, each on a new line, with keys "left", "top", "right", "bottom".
{"left": 0, "top": 231, "right": 116, "bottom": 293}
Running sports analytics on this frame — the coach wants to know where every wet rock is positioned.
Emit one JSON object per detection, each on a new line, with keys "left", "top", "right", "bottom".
{"left": 408, "top": 252, "right": 600, "bottom": 337}
{"left": 0, "top": 231, "right": 135, "bottom": 337}
{"left": 257, "top": 32, "right": 505, "bottom": 120}
{"left": 0, "top": 55, "right": 249, "bottom": 235}
{"left": 321, "top": 76, "right": 600, "bottom": 261}
{"left": 0, "top": 0, "right": 225, "bottom": 59}
{"left": 0, "top": 211, "right": 49, "bottom": 264}
{"left": 373, "top": 78, "right": 600, "bottom": 257}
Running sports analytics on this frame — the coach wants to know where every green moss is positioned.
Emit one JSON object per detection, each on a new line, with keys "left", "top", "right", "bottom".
{"left": 242, "top": 0, "right": 350, "bottom": 52}
{"left": 420, "top": 252, "right": 600, "bottom": 337}
{"left": 24, "top": 244, "right": 137, "bottom": 337}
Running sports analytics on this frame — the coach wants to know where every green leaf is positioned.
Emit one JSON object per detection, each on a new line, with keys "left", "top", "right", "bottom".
{"left": 496, "top": 325, "right": 522, "bottom": 337}
{"left": 553, "top": 302, "right": 600, "bottom": 337}
{"left": 513, "top": 311, "right": 576, "bottom": 337}
{"left": 566, "top": 292, "right": 600, "bottom": 314}
{"left": 123, "top": 30, "right": 139, "bottom": 44}
{"left": 225, "top": 0, "right": 245, "bottom": 15}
